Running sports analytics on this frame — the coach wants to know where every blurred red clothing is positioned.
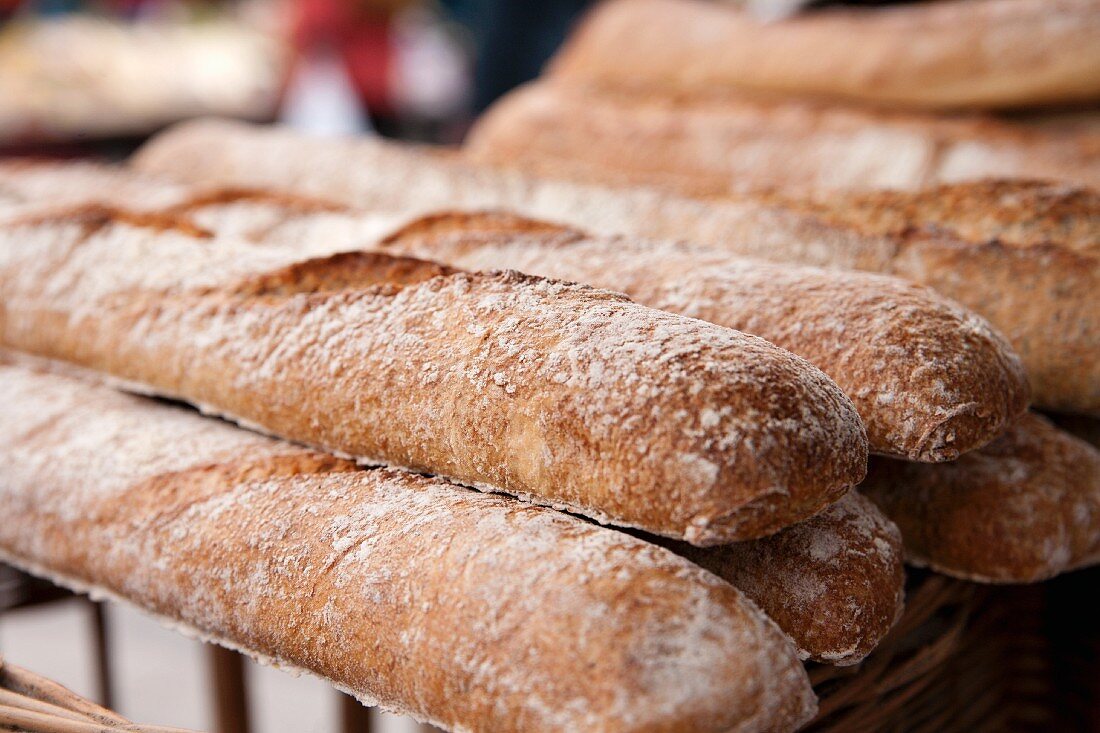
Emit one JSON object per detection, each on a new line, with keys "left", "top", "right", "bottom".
{"left": 290, "top": 0, "right": 401, "bottom": 114}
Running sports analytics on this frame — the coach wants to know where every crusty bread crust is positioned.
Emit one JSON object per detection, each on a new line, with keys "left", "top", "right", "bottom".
{"left": 464, "top": 82, "right": 1100, "bottom": 193}
{"left": 0, "top": 205, "right": 867, "bottom": 545}
{"left": 375, "top": 210, "right": 1028, "bottom": 462}
{"left": 33, "top": 173, "right": 1014, "bottom": 462}
{"left": 656, "top": 491, "right": 905, "bottom": 666}
{"left": 862, "top": 413, "right": 1100, "bottom": 583}
{"left": 133, "top": 121, "right": 1096, "bottom": 414}
{"left": 550, "top": 0, "right": 1100, "bottom": 110}
{"left": 27, "top": 169, "right": 1019, "bottom": 461}
{"left": 0, "top": 359, "right": 817, "bottom": 732}
{"left": 0, "top": 159, "right": 186, "bottom": 216}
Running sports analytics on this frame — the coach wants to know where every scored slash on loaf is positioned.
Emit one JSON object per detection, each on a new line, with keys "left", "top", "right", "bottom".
{"left": 132, "top": 120, "right": 1099, "bottom": 416}
{"left": 0, "top": 204, "right": 868, "bottom": 545}
{"left": 0, "top": 359, "right": 818, "bottom": 733}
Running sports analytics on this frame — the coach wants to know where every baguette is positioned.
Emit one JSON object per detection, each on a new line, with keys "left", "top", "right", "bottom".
{"left": 0, "top": 205, "right": 868, "bottom": 545}
{"left": 0, "top": 159, "right": 186, "bottom": 217}
{"left": 0, "top": 359, "right": 817, "bottom": 732}
{"left": 654, "top": 491, "right": 904, "bottom": 666}
{"left": 549, "top": 0, "right": 1100, "bottom": 110}
{"left": 160, "top": 186, "right": 1020, "bottom": 462}
{"left": 372, "top": 210, "right": 1027, "bottom": 462}
{"left": 158, "top": 190, "right": 1028, "bottom": 461}
{"left": 133, "top": 120, "right": 1098, "bottom": 414}
{"left": 861, "top": 413, "right": 1100, "bottom": 583}
{"left": 465, "top": 82, "right": 1100, "bottom": 194}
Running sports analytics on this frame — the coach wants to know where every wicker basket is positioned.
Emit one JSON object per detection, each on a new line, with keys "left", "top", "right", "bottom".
{"left": 0, "top": 656, "right": 195, "bottom": 733}
{"left": 805, "top": 570, "right": 1073, "bottom": 733}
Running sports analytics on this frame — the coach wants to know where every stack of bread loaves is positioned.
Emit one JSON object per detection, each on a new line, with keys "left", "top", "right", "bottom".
{"left": 1, "top": 3, "right": 1098, "bottom": 728}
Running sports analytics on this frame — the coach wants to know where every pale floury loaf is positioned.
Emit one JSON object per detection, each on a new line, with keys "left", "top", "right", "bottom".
{"left": 464, "top": 82, "right": 1100, "bottom": 194}
{"left": 549, "top": 0, "right": 1100, "bottom": 110}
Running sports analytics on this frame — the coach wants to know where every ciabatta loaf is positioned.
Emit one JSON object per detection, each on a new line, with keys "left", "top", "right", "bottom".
{"left": 133, "top": 120, "right": 1097, "bottom": 414}
{"left": 0, "top": 206, "right": 867, "bottom": 545}
{"left": 862, "top": 413, "right": 1100, "bottom": 583}
{"left": 465, "top": 82, "right": 1100, "bottom": 193}
{"left": 550, "top": 0, "right": 1100, "bottom": 110}
{"left": 0, "top": 359, "right": 817, "bottom": 732}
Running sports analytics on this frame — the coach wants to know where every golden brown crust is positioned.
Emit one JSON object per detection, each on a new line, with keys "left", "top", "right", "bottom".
{"left": 0, "top": 361, "right": 817, "bottom": 732}
{"left": 550, "top": 0, "right": 1100, "bottom": 110}
{"left": 131, "top": 120, "right": 1099, "bottom": 414}
{"left": 376, "top": 210, "right": 1028, "bottom": 461}
{"left": 0, "top": 205, "right": 868, "bottom": 545}
{"left": 656, "top": 492, "right": 905, "bottom": 666}
{"left": 38, "top": 179, "right": 1024, "bottom": 462}
{"left": 861, "top": 413, "right": 1100, "bottom": 583}
{"left": 800, "top": 179, "right": 1100, "bottom": 255}
{"left": 464, "top": 81, "right": 1100, "bottom": 193}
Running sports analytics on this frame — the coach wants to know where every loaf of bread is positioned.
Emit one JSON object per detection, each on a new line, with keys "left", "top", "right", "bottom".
{"left": 0, "top": 204, "right": 868, "bottom": 545}
{"left": 0, "top": 358, "right": 817, "bottom": 732}
{"left": 159, "top": 184, "right": 1023, "bottom": 462}
{"left": 160, "top": 189, "right": 1029, "bottom": 461}
{"left": 373, "top": 210, "right": 1027, "bottom": 462}
{"left": 133, "top": 120, "right": 1097, "bottom": 415}
{"left": 655, "top": 491, "right": 904, "bottom": 666}
{"left": 550, "top": 0, "right": 1100, "bottom": 110}
{"left": 861, "top": 413, "right": 1100, "bottom": 583}
{"left": 0, "top": 159, "right": 186, "bottom": 217}
{"left": 465, "top": 82, "right": 1100, "bottom": 194}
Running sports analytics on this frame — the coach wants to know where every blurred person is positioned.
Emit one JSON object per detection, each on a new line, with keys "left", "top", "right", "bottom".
{"left": 285, "top": 0, "right": 470, "bottom": 139}
{"left": 442, "top": 0, "right": 592, "bottom": 112}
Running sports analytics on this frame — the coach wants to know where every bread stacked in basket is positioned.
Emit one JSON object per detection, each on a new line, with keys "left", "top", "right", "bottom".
{"left": 2, "top": 2, "right": 1098, "bottom": 730}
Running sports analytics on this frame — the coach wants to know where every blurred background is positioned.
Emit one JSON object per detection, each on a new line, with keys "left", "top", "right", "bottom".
{"left": 0, "top": 0, "right": 596, "bottom": 156}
